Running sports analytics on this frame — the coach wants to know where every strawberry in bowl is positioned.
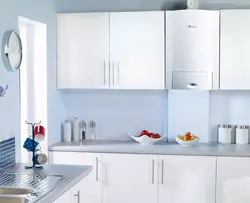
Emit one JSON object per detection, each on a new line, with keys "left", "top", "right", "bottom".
{"left": 129, "top": 130, "right": 166, "bottom": 145}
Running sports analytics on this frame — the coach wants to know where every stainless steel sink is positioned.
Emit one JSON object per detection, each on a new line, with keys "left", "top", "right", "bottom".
{"left": 0, "top": 188, "right": 33, "bottom": 195}
{"left": 0, "top": 188, "right": 32, "bottom": 203}
{"left": 0, "top": 196, "right": 28, "bottom": 203}
{"left": 0, "top": 172, "right": 67, "bottom": 202}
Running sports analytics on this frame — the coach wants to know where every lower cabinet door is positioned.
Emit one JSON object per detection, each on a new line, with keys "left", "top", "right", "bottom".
{"left": 102, "top": 153, "right": 158, "bottom": 203}
{"left": 216, "top": 157, "right": 250, "bottom": 203}
{"left": 70, "top": 181, "right": 84, "bottom": 203}
{"left": 158, "top": 155, "right": 216, "bottom": 203}
{"left": 53, "top": 188, "right": 71, "bottom": 203}
{"left": 49, "top": 151, "right": 102, "bottom": 203}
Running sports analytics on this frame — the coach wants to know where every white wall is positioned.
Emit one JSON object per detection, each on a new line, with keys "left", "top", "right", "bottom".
{"left": 0, "top": 0, "right": 65, "bottom": 161}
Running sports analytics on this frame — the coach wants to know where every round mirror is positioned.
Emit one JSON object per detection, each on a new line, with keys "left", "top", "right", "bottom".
{"left": 1, "top": 30, "right": 23, "bottom": 71}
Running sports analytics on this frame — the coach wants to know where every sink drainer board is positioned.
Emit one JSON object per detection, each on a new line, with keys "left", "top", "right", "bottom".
{"left": 0, "top": 173, "right": 67, "bottom": 201}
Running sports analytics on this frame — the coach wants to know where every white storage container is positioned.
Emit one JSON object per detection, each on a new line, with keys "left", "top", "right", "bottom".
{"left": 218, "top": 125, "right": 233, "bottom": 144}
{"left": 236, "top": 126, "right": 249, "bottom": 144}
{"left": 63, "top": 120, "right": 72, "bottom": 142}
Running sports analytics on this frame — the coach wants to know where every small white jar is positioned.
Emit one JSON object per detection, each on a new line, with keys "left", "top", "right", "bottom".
{"left": 218, "top": 125, "right": 233, "bottom": 144}
{"left": 187, "top": 0, "right": 199, "bottom": 9}
{"left": 236, "top": 126, "right": 249, "bottom": 144}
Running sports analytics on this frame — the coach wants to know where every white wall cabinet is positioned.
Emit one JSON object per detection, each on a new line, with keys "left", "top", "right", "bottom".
{"left": 109, "top": 12, "right": 165, "bottom": 89}
{"left": 158, "top": 155, "right": 216, "bottom": 203}
{"left": 166, "top": 10, "right": 219, "bottom": 90}
{"left": 217, "top": 157, "right": 250, "bottom": 203}
{"left": 49, "top": 152, "right": 102, "bottom": 203}
{"left": 102, "top": 153, "right": 158, "bottom": 203}
{"left": 58, "top": 10, "right": 250, "bottom": 91}
{"left": 220, "top": 10, "right": 250, "bottom": 90}
{"left": 57, "top": 11, "right": 165, "bottom": 90}
{"left": 57, "top": 13, "right": 110, "bottom": 89}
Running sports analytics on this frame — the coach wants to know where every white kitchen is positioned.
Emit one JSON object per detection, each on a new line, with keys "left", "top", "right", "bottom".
{"left": 1, "top": 0, "right": 250, "bottom": 203}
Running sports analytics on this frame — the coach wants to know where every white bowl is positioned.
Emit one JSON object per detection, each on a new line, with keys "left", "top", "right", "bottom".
{"left": 128, "top": 132, "right": 167, "bottom": 145}
{"left": 176, "top": 136, "right": 200, "bottom": 146}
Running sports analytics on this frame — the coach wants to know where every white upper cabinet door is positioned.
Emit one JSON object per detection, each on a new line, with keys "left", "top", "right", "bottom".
{"left": 166, "top": 10, "right": 219, "bottom": 86}
{"left": 49, "top": 152, "right": 102, "bottom": 203}
{"left": 158, "top": 155, "right": 216, "bottom": 203}
{"left": 220, "top": 10, "right": 250, "bottom": 90}
{"left": 109, "top": 11, "right": 165, "bottom": 89}
{"left": 217, "top": 157, "right": 250, "bottom": 203}
{"left": 102, "top": 153, "right": 158, "bottom": 203}
{"left": 57, "top": 13, "right": 110, "bottom": 89}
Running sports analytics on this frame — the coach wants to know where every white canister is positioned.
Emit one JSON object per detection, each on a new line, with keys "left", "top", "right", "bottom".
{"left": 73, "top": 117, "right": 80, "bottom": 141}
{"left": 236, "top": 126, "right": 249, "bottom": 144}
{"left": 187, "top": 0, "right": 199, "bottom": 9}
{"left": 63, "top": 120, "right": 72, "bottom": 142}
{"left": 218, "top": 125, "right": 233, "bottom": 144}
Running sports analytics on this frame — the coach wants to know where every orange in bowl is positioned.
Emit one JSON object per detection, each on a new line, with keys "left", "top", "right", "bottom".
{"left": 176, "top": 132, "right": 200, "bottom": 146}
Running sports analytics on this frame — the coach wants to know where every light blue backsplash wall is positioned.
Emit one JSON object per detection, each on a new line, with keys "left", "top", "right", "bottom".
{"left": 168, "top": 91, "right": 210, "bottom": 143}
{"left": 61, "top": 90, "right": 250, "bottom": 143}
{"left": 0, "top": 0, "right": 65, "bottom": 161}
{"left": 169, "top": 91, "right": 250, "bottom": 143}
{"left": 61, "top": 91, "right": 168, "bottom": 140}
{"left": 210, "top": 91, "right": 250, "bottom": 141}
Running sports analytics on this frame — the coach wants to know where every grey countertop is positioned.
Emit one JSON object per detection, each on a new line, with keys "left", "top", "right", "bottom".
{"left": 2, "top": 163, "right": 92, "bottom": 203}
{"left": 49, "top": 140, "right": 250, "bottom": 157}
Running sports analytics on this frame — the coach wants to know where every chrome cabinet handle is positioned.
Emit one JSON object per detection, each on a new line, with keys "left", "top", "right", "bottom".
{"left": 96, "top": 157, "right": 99, "bottom": 182}
{"left": 104, "top": 61, "right": 109, "bottom": 86}
{"left": 112, "top": 61, "right": 115, "bottom": 86}
{"left": 112, "top": 61, "right": 118, "bottom": 86}
{"left": 152, "top": 159, "right": 155, "bottom": 184}
{"left": 161, "top": 159, "right": 164, "bottom": 184}
{"left": 74, "top": 191, "right": 80, "bottom": 203}
{"left": 188, "top": 25, "right": 197, "bottom": 28}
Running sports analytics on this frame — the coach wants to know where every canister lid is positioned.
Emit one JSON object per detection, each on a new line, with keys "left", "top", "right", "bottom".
{"left": 218, "top": 124, "right": 232, "bottom": 128}
{"left": 236, "top": 125, "right": 249, "bottom": 129}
